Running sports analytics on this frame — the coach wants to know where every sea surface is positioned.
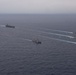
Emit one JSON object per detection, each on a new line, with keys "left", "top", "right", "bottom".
{"left": 0, "top": 14, "right": 76, "bottom": 75}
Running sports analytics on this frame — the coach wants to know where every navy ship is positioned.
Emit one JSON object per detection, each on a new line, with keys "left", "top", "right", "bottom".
{"left": 6, "top": 24, "right": 15, "bottom": 28}
{"left": 32, "top": 39, "right": 42, "bottom": 44}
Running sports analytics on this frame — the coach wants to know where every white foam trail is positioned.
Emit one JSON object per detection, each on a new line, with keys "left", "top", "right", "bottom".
{"left": 39, "top": 28, "right": 73, "bottom": 34}
{"left": 28, "top": 29, "right": 74, "bottom": 39}
{"left": 22, "top": 38, "right": 32, "bottom": 42}
{"left": 39, "top": 35, "right": 76, "bottom": 45}
{"left": 0, "top": 25, "right": 5, "bottom": 27}
{"left": 39, "top": 31, "right": 74, "bottom": 39}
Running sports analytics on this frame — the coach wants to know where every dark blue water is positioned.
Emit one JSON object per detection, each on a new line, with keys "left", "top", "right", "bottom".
{"left": 0, "top": 14, "right": 76, "bottom": 75}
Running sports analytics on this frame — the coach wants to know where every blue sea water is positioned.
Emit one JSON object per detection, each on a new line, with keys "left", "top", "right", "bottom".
{"left": 0, "top": 14, "right": 76, "bottom": 75}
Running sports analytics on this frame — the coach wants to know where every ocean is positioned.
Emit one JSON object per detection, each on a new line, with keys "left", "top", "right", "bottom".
{"left": 0, "top": 14, "right": 76, "bottom": 75}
